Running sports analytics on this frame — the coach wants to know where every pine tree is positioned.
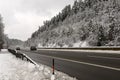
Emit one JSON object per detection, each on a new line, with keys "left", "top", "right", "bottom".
{"left": 0, "top": 15, "right": 4, "bottom": 49}
{"left": 72, "top": 0, "right": 79, "bottom": 14}
{"left": 108, "top": 23, "right": 115, "bottom": 41}
{"left": 97, "top": 26, "right": 106, "bottom": 46}
{"left": 61, "top": 5, "right": 71, "bottom": 21}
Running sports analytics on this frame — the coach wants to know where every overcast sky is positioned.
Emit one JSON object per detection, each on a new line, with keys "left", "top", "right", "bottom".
{"left": 0, "top": 0, "right": 74, "bottom": 41}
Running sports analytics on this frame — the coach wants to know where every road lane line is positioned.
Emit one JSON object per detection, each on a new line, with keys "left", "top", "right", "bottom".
{"left": 88, "top": 55, "right": 120, "bottom": 60}
{"left": 37, "top": 49, "right": 120, "bottom": 54}
{"left": 23, "top": 51, "right": 120, "bottom": 71}
{"left": 52, "top": 56, "right": 120, "bottom": 71}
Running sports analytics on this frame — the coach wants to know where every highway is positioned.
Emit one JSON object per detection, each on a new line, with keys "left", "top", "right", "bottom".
{"left": 19, "top": 49, "right": 120, "bottom": 80}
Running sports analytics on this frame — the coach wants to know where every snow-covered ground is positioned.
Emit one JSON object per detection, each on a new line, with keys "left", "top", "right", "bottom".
{"left": 38, "top": 41, "right": 89, "bottom": 48}
{"left": 73, "top": 41, "right": 89, "bottom": 47}
{"left": 0, "top": 49, "right": 77, "bottom": 80}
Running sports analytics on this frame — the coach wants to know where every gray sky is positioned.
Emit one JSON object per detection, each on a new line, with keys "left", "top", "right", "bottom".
{"left": 0, "top": 0, "right": 74, "bottom": 41}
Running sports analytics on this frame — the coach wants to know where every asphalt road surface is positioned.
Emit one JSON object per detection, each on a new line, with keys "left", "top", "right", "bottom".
{"left": 19, "top": 49, "right": 120, "bottom": 80}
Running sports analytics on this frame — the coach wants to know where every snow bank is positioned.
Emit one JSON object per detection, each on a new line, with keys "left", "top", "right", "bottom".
{"left": 0, "top": 50, "right": 77, "bottom": 80}
{"left": 81, "top": 41, "right": 89, "bottom": 47}
{"left": 1, "top": 49, "right": 8, "bottom": 52}
{"left": 73, "top": 41, "right": 82, "bottom": 47}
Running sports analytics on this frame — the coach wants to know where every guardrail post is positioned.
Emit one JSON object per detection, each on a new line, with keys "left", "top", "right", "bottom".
{"left": 52, "top": 58, "right": 55, "bottom": 75}
{"left": 21, "top": 54, "right": 24, "bottom": 60}
{"left": 51, "top": 58, "right": 55, "bottom": 80}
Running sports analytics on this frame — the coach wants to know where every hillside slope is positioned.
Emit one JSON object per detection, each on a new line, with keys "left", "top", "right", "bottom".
{"left": 4, "top": 36, "right": 24, "bottom": 48}
{"left": 24, "top": 0, "right": 120, "bottom": 48}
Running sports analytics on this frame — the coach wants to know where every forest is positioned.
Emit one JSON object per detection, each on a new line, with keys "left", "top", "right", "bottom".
{"left": 22, "top": 0, "right": 120, "bottom": 47}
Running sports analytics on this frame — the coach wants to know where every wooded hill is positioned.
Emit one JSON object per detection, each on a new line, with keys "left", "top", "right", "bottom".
{"left": 24, "top": 0, "right": 120, "bottom": 47}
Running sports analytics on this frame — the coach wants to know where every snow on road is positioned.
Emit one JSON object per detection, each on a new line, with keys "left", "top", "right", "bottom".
{"left": 0, "top": 49, "right": 77, "bottom": 80}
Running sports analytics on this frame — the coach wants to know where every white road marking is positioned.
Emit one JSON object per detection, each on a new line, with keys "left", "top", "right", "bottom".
{"left": 37, "top": 49, "right": 120, "bottom": 54}
{"left": 25, "top": 51, "right": 120, "bottom": 71}
{"left": 88, "top": 55, "right": 120, "bottom": 60}
{"left": 51, "top": 56, "right": 120, "bottom": 71}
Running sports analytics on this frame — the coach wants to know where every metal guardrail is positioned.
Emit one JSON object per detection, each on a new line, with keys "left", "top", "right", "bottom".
{"left": 37, "top": 47, "right": 120, "bottom": 50}
{"left": 8, "top": 49, "right": 55, "bottom": 75}
{"left": 8, "top": 49, "right": 35, "bottom": 65}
